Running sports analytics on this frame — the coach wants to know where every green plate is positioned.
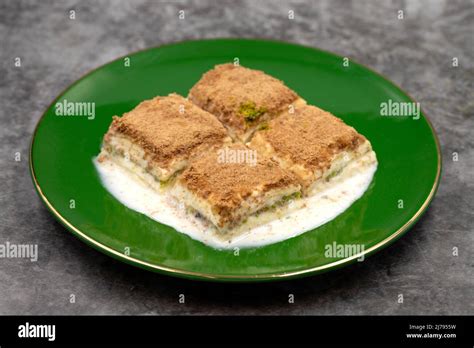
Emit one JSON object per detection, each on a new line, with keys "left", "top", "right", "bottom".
{"left": 30, "top": 39, "right": 441, "bottom": 282}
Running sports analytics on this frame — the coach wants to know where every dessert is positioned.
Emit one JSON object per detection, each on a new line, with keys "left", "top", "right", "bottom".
{"left": 249, "top": 103, "right": 375, "bottom": 193}
{"left": 99, "top": 93, "right": 230, "bottom": 189}
{"left": 188, "top": 63, "right": 306, "bottom": 142}
{"left": 171, "top": 143, "right": 301, "bottom": 231}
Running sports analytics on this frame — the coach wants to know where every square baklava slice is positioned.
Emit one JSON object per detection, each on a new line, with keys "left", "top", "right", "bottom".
{"left": 99, "top": 93, "right": 230, "bottom": 189}
{"left": 188, "top": 63, "right": 305, "bottom": 142}
{"left": 249, "top": 103, "right": 376, "bottom": 193}
{"left": 171, "top": 143, "right": 301, "bottom": 231}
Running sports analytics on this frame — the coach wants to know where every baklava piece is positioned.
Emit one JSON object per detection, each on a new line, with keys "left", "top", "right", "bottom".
{"left": 188, "top": 63, "right": 305, "bottom": 142}
{"left": 99, "top": 93, "right": 230, "bottom": 189}
{"left": 171, "top": 143, "right": 301, "bottom": 231}
{"left": 249, "top": 104, "right": 376, "bottom": 194}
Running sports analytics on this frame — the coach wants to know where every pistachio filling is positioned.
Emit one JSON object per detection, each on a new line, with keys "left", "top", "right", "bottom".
{"left": 325, "top": 168, "right": 343, "bottom": 182}
{"left": 239, "top": 101, "right": 267, "bottom": 123}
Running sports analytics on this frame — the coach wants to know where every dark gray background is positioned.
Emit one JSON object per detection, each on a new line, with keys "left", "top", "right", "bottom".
{"left": 0, "top": 0, "right": 473, "bottom": 315}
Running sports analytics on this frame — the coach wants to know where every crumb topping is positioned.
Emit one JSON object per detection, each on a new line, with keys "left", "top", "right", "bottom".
{"left": 178, "top": 143, "right": 300, "bottom": 217}
{"left": 188, "top": 64, "right": 298, "bottom": 134}
{"left": 108, "top": 93, "right": 228, "bottom": 166}
{"left": 255, "top": 104, "right": 366, "bottom": 172}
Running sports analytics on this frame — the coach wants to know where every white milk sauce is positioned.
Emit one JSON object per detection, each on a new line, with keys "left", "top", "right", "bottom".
{"left": 94, "top": 154, "right": 377, "bottom": 249}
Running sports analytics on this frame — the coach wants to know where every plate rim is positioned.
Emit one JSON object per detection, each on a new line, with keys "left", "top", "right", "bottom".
{"left": 29, "top": 38, "right": 442, "bottom": 282}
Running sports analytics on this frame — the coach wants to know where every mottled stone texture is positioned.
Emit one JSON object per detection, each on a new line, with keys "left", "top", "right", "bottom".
{"left": 0, "top": 0, "right": 472, "bottom": 315}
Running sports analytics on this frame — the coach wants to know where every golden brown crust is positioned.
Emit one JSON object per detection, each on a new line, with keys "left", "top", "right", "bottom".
{"left": 188, "top": 64, "right": 299, "bottom": 139}
{"left": 105, "top": 93, "right": 229, "bottom": 168}
{"left": 177, "top": 143, "right": 300, "bottom": 225}
{"left": 250, "top": 104, "right": 366, "bottom": 174}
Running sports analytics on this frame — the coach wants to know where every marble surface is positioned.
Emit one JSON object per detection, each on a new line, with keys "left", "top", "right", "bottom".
{"left": 0, "top": 0, "right": 472, "bottom": 315}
